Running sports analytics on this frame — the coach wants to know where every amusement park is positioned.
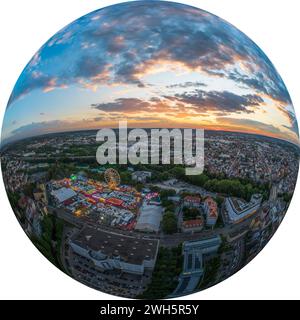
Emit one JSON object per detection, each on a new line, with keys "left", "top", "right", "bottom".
{"left": 47, "top": 168, "right": 162, "bottom": 232}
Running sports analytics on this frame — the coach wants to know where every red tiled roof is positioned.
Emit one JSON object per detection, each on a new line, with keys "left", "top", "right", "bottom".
{"left": 184, "top": 195, "right": 201, "bottom": 203}
{"left": 182, "top": 218, "right": 203, "bottom": 228}
{"left": 205, "top": 197, "right": 218, "bottom": 217}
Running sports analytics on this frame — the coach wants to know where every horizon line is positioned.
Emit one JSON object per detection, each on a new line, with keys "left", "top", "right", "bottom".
{"left": 1, "top": 126, "right": 299, "bottom": 150}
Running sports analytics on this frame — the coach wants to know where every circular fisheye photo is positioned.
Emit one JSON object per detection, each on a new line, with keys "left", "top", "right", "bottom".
{"left": 1, "top": 1, "right": 299, "bottom": 299}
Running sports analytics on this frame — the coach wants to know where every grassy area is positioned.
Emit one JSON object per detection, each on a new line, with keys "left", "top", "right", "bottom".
{"left": 182, "top": 207, "right": 201, "bottom": 221}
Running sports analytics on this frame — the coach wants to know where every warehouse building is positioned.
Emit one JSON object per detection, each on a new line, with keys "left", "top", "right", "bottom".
{"left": 67, "top": 226, "right": 159, "bottom": 297}
{"left": 51, "top": 187, "right": 77, "bottom": 204}
{"left": 135, "top": 202, "right": 163, "bottom": 233}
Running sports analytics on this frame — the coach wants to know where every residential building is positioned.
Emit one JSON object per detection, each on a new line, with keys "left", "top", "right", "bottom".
{"left": 183, "top": 195, "right": 201, "bottom": 208}
{"left": 225, "top": 194, "right": 262, "bottom": 224}
{"left": 181, "top": 218, "right": 204, "bottom": 233}
{"left": 203, "top": 197, "right": 218, "bottom": 227}
{"left": 170, "top": 236, "right": 221, "bottom": 297}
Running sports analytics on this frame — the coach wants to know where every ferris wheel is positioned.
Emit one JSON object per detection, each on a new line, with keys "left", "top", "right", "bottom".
{"left": 104, "top": 168, "right": 121, "bottom": 189}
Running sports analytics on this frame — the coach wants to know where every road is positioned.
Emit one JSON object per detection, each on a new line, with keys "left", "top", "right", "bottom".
{"left": 149, "top": 180, "right": 217, "bottom": 198}
{"left": 52, "top": 199, "right": 261, "bottom": 249}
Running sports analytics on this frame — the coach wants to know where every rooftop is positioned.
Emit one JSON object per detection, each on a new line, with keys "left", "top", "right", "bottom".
{"left": 204, "top": 197, "right": 218, "bottom": 217}
{"left": 184, "top": 195, "right": 201, "bottom": 203}
{"left": 182, "top": 218, "right": 204, "bottom": 229}
{"left": 71, "top": 226, "right": 159, "bottom": 265}
{"left": 228, "top": 194, "right": 262, "bottom": 214}
{"left": 51, "top": 187, "right": 77, "bottom": 203}
{"left": 135, "top": 203, "right": 163, "bottom": 232}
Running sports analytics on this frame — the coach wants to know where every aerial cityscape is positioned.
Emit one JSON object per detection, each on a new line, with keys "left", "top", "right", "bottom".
{"left": 1, "top": 129, "right": 298, "bottom": 298}
{"left": 1, "top": 1, "right": 299, "bottom": 299}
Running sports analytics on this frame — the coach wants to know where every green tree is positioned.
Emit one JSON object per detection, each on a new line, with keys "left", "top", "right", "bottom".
{"left": 138, "top": 245, "right": 183, "bottom": 299}
{"left": 162, "top": 211, "right": 177, "bottom": 234}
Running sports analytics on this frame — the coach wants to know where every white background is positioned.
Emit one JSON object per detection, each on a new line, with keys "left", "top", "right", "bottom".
{"left": 0, "top": 0, "right": 299, "bottom": 300}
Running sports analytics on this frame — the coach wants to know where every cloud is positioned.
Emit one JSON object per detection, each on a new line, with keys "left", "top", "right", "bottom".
{"left": 217, "top": 117, "right": 283, "bottom": 136}
{"left": 165, "top": 90, "right": 264, "bottom": 114}
{"left": 75, "top": 56, "right": 107, "bottom": 78}
{"left": 11, "top": 120, "right": 68, "bottom": 136}
{"left": 282, "top": 109, "right": 299, "bottom": 135}
{"left": 7, "top": 1, "right": 293, "bottom": 108}
{"left": 91, "top": 97, "right": 190, "bottom": 120}
{"left": 4, "top": 120, "right": 70, "bottom": 143}
{"left": 7, "top": 118, "right": 99, "bottom": 143}
{"left": 227, "top": 69, "right": 292, "bottom": 105}
{"left": 91, "top": 98, "right": 150, "bottom": 113}
{"left": 90, "top": 88, "right": 267, "bottom": 125}
{"left": 8, "top": 73, "right": 58, "bottom": 105}
{"left": 167, "top": 81, "right": 207, "bottom": 89}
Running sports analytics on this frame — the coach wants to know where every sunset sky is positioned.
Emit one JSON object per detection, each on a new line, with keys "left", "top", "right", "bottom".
{"left": 1, "top": 0, "right": 299, "bottom": 145}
